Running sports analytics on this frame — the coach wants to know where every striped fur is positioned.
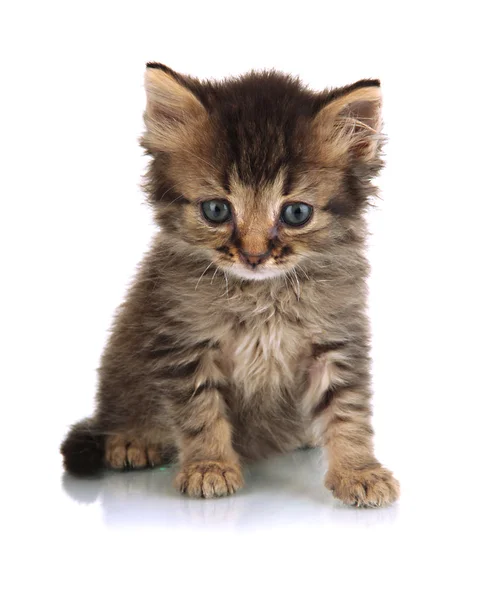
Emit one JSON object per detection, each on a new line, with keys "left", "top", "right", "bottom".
{"left": 61, "top": 66, "right": 399, "bottom": 507}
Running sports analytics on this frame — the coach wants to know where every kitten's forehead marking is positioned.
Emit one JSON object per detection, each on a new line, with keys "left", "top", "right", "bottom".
{"left": 227, "top": 169, "right": 287, "bottom": 222}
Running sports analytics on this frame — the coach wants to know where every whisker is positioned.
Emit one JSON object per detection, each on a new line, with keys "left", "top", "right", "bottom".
{"left": 155, "top": 175, "right": 206, "bottom": 204}
{"left": 159, "top": 182, "right": 182, "bottom": 203}
{"left": 223, "top": 272, "right": 230, "bottom": 299}
{"left": 195, "top": 262, "right": 214, "bottom": 290}
{"left": 291, "top": 269, "right": 301, "bottom": 300}
{"left": 295, "top": 263, "right": 310, "bottom": 280}
{"left": 285, "top": 271, "right": 299, "bottom": 301}
{"left": 164, "top": 192, "right": 188, "bottom": 208}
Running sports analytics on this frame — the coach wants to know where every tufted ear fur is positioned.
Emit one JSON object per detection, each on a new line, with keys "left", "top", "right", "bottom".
{"left": 315, "top": 80, "right": 383, "bottom": 165}
{"left": 142, "top": 63, "right": 208, "bottom": 153}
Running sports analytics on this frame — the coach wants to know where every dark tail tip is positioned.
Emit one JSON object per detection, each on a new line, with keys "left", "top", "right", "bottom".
{"left": 60, "top": 418, "right": 105, "bottom": 476}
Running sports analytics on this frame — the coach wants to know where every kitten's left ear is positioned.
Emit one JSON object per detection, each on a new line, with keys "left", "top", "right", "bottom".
{"left": 315, "top": 80, "right": 382, "bottom": 164}
{"left": 142, "top": 63, "right": 208, "bottom": 152}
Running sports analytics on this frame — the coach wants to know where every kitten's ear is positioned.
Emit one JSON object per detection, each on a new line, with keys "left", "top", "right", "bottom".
{"left": 315, "top": 80, "right": 382, "bottom": 164}
{"left": 142, "top": 63, "right": 207, "bottom": 152}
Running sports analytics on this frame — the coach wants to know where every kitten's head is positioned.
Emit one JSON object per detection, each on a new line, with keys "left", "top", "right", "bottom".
{"left": 142, "top": 64, "right": 383, "bottom": 281}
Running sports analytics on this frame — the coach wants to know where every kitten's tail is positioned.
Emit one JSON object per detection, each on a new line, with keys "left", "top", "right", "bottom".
{"left": 60, "top": 417, "right": 105, "bottom": 476}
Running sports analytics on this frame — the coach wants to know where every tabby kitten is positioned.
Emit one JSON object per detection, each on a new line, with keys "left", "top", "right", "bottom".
{"left": 61, "top": 64, "right": 400, "bottom": 507}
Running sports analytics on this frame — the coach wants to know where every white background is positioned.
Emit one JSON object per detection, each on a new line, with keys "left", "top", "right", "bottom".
{"left": 1, "top": 1, "right": 480, "bottom": 598}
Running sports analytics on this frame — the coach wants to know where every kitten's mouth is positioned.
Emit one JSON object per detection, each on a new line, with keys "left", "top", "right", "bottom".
{"left": 215, "top": 243, "right": 296, "bottom": 281}
{"left": 226, "top": 263, "right": 285, "bottom": 281}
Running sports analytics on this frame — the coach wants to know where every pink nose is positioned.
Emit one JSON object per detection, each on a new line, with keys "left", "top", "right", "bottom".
{"left": 239, "top": 249, "right": 270, "bottom": 268}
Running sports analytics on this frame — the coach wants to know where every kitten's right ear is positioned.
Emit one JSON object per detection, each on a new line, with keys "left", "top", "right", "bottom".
{"left": 142, "top": 63, "right": 207, "bottom": 152}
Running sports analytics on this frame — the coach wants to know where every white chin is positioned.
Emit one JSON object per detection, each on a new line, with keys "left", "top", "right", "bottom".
{"left": 226, "top": 264, "right": 283, "bottom": 281}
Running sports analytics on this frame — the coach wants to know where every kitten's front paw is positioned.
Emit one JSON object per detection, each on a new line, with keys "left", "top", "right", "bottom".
{"left": 175, "top": 460, "right": 244, "bottom": 498}
{"left": 325, "top": 465, "right": 400, "bottom": 508}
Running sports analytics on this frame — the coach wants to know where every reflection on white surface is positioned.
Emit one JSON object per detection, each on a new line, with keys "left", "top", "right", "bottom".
{"left": 62, "top": 449, "right": 399, "bottom": 530}
{"left": 7, "top": 436, "right": 477, "bottom": 600}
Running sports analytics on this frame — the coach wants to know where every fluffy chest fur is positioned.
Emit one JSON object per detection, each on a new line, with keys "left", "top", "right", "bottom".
{"left": 221, "top": 309, "right": 309, "bottom": 399}
{"left": 202, "top": 279, "right": 323, "bottom": 404}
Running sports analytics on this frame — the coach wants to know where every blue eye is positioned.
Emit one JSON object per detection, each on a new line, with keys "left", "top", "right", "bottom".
{"left": 201, "top": 199, "right": 232, "bottom": 224}
{"left": 281, "top": 203, "right": 313, "bottom": 226}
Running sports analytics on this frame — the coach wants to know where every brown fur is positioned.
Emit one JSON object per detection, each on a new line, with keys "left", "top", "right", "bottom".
{"left": 61, "top": 65, "right": 399, "bottom": 507}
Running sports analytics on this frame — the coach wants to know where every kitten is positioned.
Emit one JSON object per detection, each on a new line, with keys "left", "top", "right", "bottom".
{"left": 61, "top": 64, "right": 400, "bottom": 507}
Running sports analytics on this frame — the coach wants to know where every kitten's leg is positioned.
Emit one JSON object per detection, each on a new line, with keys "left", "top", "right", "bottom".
{"left": 320, "top": 386, "right": 399, "bottom": 507}
{"left": 174, "top": 413, "right": 243, "bottom": 499}
{"left": 171, "top": 351, "right": 243, "bottom": 498}
{"left": 309, "top": 347, "right": 399, "bottom": 507}
{"left": 173, "top": 397, "right": 244, "bottom": 498}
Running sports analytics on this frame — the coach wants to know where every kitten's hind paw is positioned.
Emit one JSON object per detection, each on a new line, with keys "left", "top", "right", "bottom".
{"left": 105, "top": 435, "right": 164, "bottom": 470}
{"left": 175, "top": 460, "right": 244, "bottom": 498}
{"left": 325, "top": 465, "right": 400, "bottom": 508}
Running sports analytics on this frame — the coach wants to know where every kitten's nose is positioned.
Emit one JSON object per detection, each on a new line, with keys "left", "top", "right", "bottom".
{"left": 239, "top": 249, "right": 270, "bottom": 268}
